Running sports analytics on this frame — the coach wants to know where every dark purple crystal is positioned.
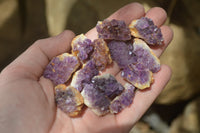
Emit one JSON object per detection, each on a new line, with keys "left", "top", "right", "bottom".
{"left": 55, "top": 85, "right": 84, "bottom": 116}
{"left": 91, "top": 74, "right": 124, "bottom": 100}
{"left": 91, "top": 39, "right": 112, "bottom": 70}
{"left": 71, "top": 34, "right": 93, "bottom": 63}
{"left": 129, "top": 17, "right": 164, "bottom": 45}
{"left": 43, "top": 53, "right": 80, "bottom": 85}
{"left": 81, "top": 83, "right": 110, "bottom": 116}
{"left": 110, "top": 83, "right": 135, "bottom": 114}
{"left": 71, "top": 60, "right": 99, "bottom": 92}
{"left": 108, "top": 40, "right": 137, "bottom": 68}
{"left": 96, "top": 19, "right": 131, "bottom": 41}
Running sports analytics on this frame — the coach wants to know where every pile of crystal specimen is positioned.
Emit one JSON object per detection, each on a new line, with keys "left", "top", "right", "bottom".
{"left": 43, "top": 17, "right": 163, "bottom": 117}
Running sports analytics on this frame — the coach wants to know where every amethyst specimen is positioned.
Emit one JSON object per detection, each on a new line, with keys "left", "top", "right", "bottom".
{"left": 121, "top": 65, "right": 153, "bottom": 89}
{"left": 91, "top": 38, "right": 112, "bottom": 70}
{"left": 71, "top": 34, "right": 93, "bottom": 63}
{"left": 96, "top": 19, "right": 131, "bottom": 41}
{"left": 129, "top": 17, "right": 164, "bottom": 45}
{"left": 71, "top": 60, "right": 99, "bottom": 92}
{"left": 108, "top": 40, "right": 137, "bottom": 68}
{"left": 110, "top": 83, "right": 135, "bottom": 114}
{"left": 55, "top": 84, "right": 84, "bottom": 117}
{"left": 81, "top": 83, "right": 110, "bottom": 116}
{"left": 91, "top": 74, "right": 124, "bottom": 100}
{"left": 43, "top": 53, "right": 80, "bottom": 85}
{"left": 121, "top": 38, "right": 160, "bottom": 89}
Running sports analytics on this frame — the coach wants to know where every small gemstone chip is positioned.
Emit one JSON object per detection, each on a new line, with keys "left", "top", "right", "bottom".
{"left": 96, "top": 19, "right": 131, "bottom": 41}
{"left": 81, "top": 83, "right": 110, "bottom": 116}
{"left": 129, "top": 17, "right": 164, "bottom": 45}
{"left": 91, "top": 74, "right": 124, "bottom": 100}
{"left": 55, "top": 84, "right": 84, "bottom": 117}
{"left": 91, "top": 38, "right": 112, "bottom": 70}
{"left": 110, "top": 83, "right": 135, "bottom": 114}
{"left": 71, "top": 60, "right": 99, "bottom": 92}
{"left": 71, "top": 34, "right": 93, "bottom": 63}
{"left": 43, "top": 53, "right": 80, "bottom": 85}
{"left": 108, "top": 40, "right": 137, "bottom": 68}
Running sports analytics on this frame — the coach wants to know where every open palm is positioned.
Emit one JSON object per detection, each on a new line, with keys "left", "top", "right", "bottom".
{"left": 0, "top": 3, "right": 173, "bottom": 133}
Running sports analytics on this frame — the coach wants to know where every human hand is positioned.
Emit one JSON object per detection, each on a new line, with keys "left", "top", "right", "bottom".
{"left": 0, "top": 3, "right": 173, "bottom": 133}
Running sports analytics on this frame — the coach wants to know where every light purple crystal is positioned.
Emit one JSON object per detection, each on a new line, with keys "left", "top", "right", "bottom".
{"left": 91, "top": 39, "right": 112, "bottom": 70}
{"left": 91, "top": 74, "right": 124, "bottom": 100}
{"left": 133, "top": 38, "right": 160, "bottom": 73}
{"left": 71, "top": 60, "right": 99, "bottom": 92}
{"left": 43, "top": 53, "right": 80, "bottom": 85}
{"left": 96, "top": 19, "right": 131, "bottom": 41}
{"left": 55, "top": 85, "right": 84, "bottom": 117}
{"left": 121, "top": 64, "right": 152, "bottom": 89}
{"left": 81, "top": 83, "right": 110, "bottom": 116}
{"left": 110, "top": 83, "right": 135, "bottom": 114}
{"left": 71, "top": 34, "right": 93, "bottom": 63}
{"left": 108, "top": 40, "right": 137, "bottom": 68}
{"left": 129, "top": 17, "right": 164, "bottom": 45}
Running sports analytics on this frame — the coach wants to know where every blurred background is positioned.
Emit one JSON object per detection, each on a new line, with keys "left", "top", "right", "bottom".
{"left": 0, "top": 0, "right": 200, "bottom": 132}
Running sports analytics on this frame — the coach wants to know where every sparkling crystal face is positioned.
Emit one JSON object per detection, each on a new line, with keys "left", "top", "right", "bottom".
{"left": 55, "top": 84, "right": 84, "bottom": 117}
{"left": 108, "top": 40, "right": 137, "bottom": 68}
{"left": 43, "top": 53, "right": 80, "bottom": 85}
{"left": 129, "top": 17, "right": 164, "bottom": 45}
{"left": 91, "top": 74, "right": 124, "bottom": 100}
{"left": 71, "top": 34, "right": 93, "bottom": 63}
{"left": 96, "top": 19, "right": 131, "bottom": 41}
{"left": 71, "top": 60, "right": 99, "bottom": 92}
{"left": 91, "top": 39, "right": 112, "bottom": 70}
{"left": 110, "top": 83, "right": 135, "bottom": 114}
{"left": 81, "top": 83, "right": 110, "bottom": 116}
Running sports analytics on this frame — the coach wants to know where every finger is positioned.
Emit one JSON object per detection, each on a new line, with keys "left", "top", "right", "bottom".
{"left": 2, "top": 30, "right": 75, "bottom": 80}
{"left": 151, "top": 25, "right": 173, "bottom": 57}
{"left": 145, "top": 7, "right": 167, "bottom": 27}
{"left": 115, "top": 65, "right": 171, "bottom": 130}
{"left": 85, "top": 2, "right": 145, "bottom": 40}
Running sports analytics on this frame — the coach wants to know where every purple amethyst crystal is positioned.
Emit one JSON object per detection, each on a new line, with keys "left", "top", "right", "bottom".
{"left": 108, "top": 40, "right": 137, "bottom": 68}
{"left": 91, "top": 38, "right": 112, "bottom": 70}
{"left": 71, "top": 60, "right": 99, "bottom": 92}
{"left": 71, "top": 34, "right": 93, "bottom": 63}
{"left": 121, "top": 65, "right": 153, "bottom": 89}
{"left": 81, "top": 83, "right": 110, "bottom": 116}
{"left": 133, "top": 38, "right": 160, "bottom": 73}
{"left": 129, "top": 17, "right": 164, "bottom": 45}
{"left": 96, "top": 19, "right": 131, "bottom": 41}
{"left": 55, "top": 84, "right": 84, "bottom": 117}
{"left": 91, "top": 74, "right": 124, "bottom": 100}
{"left": 110, "top": 83, "right": 135, "bottom": 114}
{"left": 43, "top": 53, "right": 80, "bottom": 85}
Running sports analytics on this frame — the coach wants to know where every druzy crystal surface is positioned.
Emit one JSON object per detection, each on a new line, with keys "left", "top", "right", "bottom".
{"left": 71, "top": 34, "right": 93, "bottom": 63}
{"left": 55, "top": 84, "right": 84, "bottom": 117}
{"left": 71, "top": 60, "right": 99, "bottom": 92}
{"left": 91, "top": 39, "right": 112, "bottom": 70}
{"left": 121, "top": 65, "right": 153, "bottom": 89}
{"left": 81, "top": 83, "right": 110, "bottom": 116}
{"left": 110, "top": 83, "right": 135, "bottom": 114}
{"left": 108, "top": 40, "right": 137, "bottom": 68}
{"left": 129, "top": 17, "right": 164, "bottom": 45}
{"left": 43, "top": 53, "right": 80, "bottom": 85}
{"left": 120, "top": 39, "right": 160, "bottom": 89}
{"left": 96, "top": 19, "right": 131, "bottom": 41}
{"left": 91, "top": 74, "right": 124, "bottom": 100}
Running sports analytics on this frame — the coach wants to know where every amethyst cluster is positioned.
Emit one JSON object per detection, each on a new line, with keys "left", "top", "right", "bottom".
{"left": 129, "top": 17, "right": 164, "bottom": 45}
{"left": 43, "top": 17, "right": 163, "bottom": 117}
{"left": 43, "top": 53, "right": 80, "bottom": 85}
